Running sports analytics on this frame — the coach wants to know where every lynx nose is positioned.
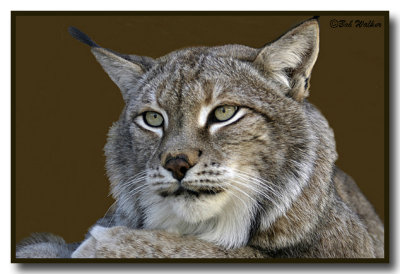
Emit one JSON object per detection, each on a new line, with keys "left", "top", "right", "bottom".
{"left": 163, "top": 154, "right": 192, "bottom": 181}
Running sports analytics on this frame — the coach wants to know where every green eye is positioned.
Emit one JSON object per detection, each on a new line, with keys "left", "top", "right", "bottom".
{"left": 214, "top": 105, "right": 238, "bottom": 122}
{"left": 144, "top": 111, "right": 164, "bottom": 127}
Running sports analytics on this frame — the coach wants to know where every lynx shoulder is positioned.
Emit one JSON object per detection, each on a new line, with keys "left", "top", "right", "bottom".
{"left": 17, "top": 18, "right": 384, "bottom": 259}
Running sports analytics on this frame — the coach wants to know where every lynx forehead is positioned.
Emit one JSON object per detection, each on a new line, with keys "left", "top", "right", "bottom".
{"left": 131, "top": 55, "right": 275, "bottom": 137}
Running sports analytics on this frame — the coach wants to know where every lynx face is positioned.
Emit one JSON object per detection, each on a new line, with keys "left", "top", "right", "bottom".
{"left": 70, "top": 18, "right": 325, "bottom": 248}
{"left": 128, "top": 51, "right": 286, "bottom": 224}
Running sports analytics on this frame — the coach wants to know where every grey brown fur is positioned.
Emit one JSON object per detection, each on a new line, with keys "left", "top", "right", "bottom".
{"left": 17, "top": 18, "right": 384, "bottom": 259}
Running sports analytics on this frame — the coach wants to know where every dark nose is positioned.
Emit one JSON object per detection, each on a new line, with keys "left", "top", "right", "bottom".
{"left": 163, "top": 154, "right": 192, "bottom": 181}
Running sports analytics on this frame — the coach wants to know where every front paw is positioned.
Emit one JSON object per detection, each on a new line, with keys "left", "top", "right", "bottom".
{"left": 72, "top": 225, "right": 177, "bottom": 258}
{"left": 72, "top": 225, "right": 264, "bottom": 258}
{"left": 72, "top": 225, "right": 223, "bottom": 258}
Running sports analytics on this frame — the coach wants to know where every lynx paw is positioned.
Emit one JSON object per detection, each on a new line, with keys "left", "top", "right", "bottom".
{"left": 72, "top": 225, "right": 264, "bottom": 258}
{"left": 72, "top": 225, "right": 213, "bottom": 258}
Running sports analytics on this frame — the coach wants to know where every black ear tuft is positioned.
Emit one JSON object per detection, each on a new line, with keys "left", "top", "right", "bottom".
{"left": 68, "top": 26, "right": 99, "bottom": 48}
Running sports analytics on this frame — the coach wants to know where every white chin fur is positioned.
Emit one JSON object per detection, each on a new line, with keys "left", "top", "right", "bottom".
{"left": 170, "top": 192, "right": 229, "bottom": 223}
{"left": 141, "top": 187, "right": 255, "bottom": 249}
{"left": 142, "top": 191, "right": 229, "bottom": 228}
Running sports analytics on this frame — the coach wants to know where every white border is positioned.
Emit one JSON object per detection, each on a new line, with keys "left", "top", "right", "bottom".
{"left": 2, "top": 1, "right": 397, "bottom": 273}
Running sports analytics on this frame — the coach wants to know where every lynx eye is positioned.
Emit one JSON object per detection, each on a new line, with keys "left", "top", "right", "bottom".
{"left": 143, "top": 111, "right": 164, "bottom": 127}
{"left": 214, "top": 105, "right": 238, "bottom": 122}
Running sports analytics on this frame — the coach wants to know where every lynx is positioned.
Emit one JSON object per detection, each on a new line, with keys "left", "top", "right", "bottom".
{"left": 16, "top": 18, "right": 384, "bottom": 259}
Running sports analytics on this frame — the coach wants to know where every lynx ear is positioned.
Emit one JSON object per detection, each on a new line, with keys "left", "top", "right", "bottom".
{"left": 254, "top": 18, "right": 319, "bottom": 101}
{"left": 69, "top": 27, "right": 154, "bottom": 101}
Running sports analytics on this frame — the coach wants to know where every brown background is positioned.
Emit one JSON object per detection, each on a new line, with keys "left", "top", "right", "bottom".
{"left": 14, "top": 13, "right": 387, "bottom": 244}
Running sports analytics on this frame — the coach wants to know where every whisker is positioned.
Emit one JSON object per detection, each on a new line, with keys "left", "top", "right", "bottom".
{"left": 230, "top": 168, "right": 282, "bottom": 197}
{"left": 230, "top": 173, "right": 274, "bottom": 196}
{"left": 226, "top": 181, "right": 267, "bottom": 212}
{"left": 233, "top": 174, "right": 280, "bottom": 204}
{"left": 102, "top": 201, "right": 116, "bottom": 219}
{"left": 222, "top": 187, "right": 249, "bottom": 209}
{"left": 225, "top": 181, "right": 269, "bottom": 216}
{"left": 114, "top": 175, "right": 148, "bottom": 197}
{"left": 118, "top": 171, "right": 147, "bottom": 188}
{"left": 115, "top": 185, "right": 154, "bottom": 221}
{"left": 227, "top": 170, "right": 292, "bottom": 221}
{"left": 234, "top": 179, "right": 295, "bottom": 223}
{"left": 126, "top": 183, "right": 152, "bottom": 196}
{"left": 230, "top": 170, "right": 303, "bottom": 222}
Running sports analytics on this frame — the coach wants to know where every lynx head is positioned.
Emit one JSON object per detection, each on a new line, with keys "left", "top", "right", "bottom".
{"left": 70, "top": 18, "right": 336, "bottom": 248}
